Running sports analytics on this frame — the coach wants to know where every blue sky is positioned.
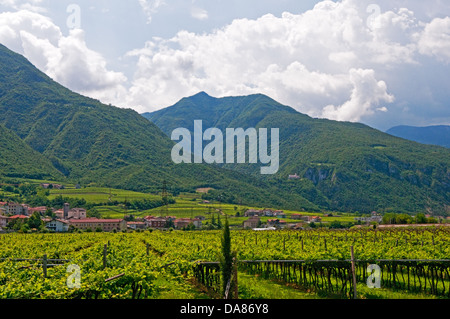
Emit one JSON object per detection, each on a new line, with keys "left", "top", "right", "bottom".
{"left": 1, "top": 0, "right": 449, "bottom": 131}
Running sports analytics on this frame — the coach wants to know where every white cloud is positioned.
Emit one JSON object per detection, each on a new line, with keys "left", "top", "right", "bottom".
{"left": 138, "top": 0, "right": 166, "bottom": 24}
{"left": 191, "top": 7, "right": 208, "bottom": 20}
{"left": 418, "top": 17, "right": 450, "bottom": 63}
{"left": 123, "top": 0, "right": 450, "bottom": 122}
{"left": 0, "top": 0, "right": 46, "bottom": 13}
{"left": 321, "top": 69, "right": 394, "bottom": 122}
{"left": 0, "top": 10, "right": 128, "bottom": 106}
{"left": 123, "top": 1, "right": 401, "bottom": 119}
{"left": 1, "top": 0, "right": 449, "bottom": 126}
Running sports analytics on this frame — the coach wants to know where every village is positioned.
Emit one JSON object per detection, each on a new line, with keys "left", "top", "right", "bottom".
{"left": 0, "top": 197, "right": 335, "bottom": 233}
{"left": 0, "top": 201, "right": 208, "bottom": 233}
{"left": 0, "top": 189, "right": 447, "bottom": 233}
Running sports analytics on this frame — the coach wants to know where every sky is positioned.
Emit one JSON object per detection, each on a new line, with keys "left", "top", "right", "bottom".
{"left": 0, "top": 0, "right": 449, "bottom": 131}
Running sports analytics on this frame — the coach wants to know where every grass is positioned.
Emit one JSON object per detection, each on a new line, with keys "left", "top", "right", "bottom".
{"left": 236, "top": 272, "right": 443, "bottom": 300}
{"left": 355, "top": 282, "right": 440, "bottom": 299}
{"left": 238, "top": 272, "right": 324, "bottom": 299}
{"left": 48, "top": 187, "right": 159, "bottom": 204}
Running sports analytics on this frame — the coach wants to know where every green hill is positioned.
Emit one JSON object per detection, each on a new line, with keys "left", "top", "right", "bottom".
{"left": 0, "top": 44, "right": 317, "bottom": 211}
{"left": 0, "top": 124, "right": 63, "bottom": 180}
{"left": 144, "top": 92, "right": 450, "bottom": 215}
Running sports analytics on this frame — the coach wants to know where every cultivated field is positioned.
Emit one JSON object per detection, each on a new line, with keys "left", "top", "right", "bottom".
{"left": 0, "top": 227, "right": 448, "bottom": 299}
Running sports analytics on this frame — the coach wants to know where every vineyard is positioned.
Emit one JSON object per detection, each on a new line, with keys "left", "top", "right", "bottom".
{"left": 0, "top": 226, "right": 449, "bottom": 299}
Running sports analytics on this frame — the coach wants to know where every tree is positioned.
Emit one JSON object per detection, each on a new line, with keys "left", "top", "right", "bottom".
{"left": 165, "top": 218, "right": 174, "bottom": 229}
{"left": 45, "top": 207, "right": 55, "bottom": 218}
{"left": 87, "top": 207, "right": 101, "bottom": 219}
{"left": 28, "top": 212, "right": 43, "bottom": 229}
{"left": 20, "top": 223, "right": 30, "bottom": 233}
{"left": 217, "top": 213, "right": 222, "bottom": 229}
{"left": 220, "top": 217, "right": 235, "bottom": 298}
{"left": 415, "top": 213, "right": 427, "bottom": 224}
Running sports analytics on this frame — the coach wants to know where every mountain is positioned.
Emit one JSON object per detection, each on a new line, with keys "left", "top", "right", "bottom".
{"left": 386, "top": 125, "right": 450, "bottom": 148}
{"left": 0, "top": 43, "right": 317, "bottom": 211}
{"left": 0, "top": 124, "right": 63, "bottom": 180}
{"left": 145, "top": 92, "right": 450, "bottom": 215}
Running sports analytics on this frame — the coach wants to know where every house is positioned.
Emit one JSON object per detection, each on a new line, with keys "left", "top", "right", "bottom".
{"left": 45, "top": 219, "right": 70, "bottom": 232}
{"left": 143, "top": 215, "right": 155, "bottom": 224}
{"left": 291, "top": 213, "right": 303, "bottom": 220}
{"left": 290, "top": 223, "right": 306, "bottom": 230}
{"left": 288, "top": 174, "right": 300, "bottom": 179}
{"left": 354, "top": 212, "right": 382, "bottom": 223}
{"left": 54, "top": 209, "right": 64, "bottom": 219}
{"left": 192, "top": 218, "right": 202, "bottom": 229}
{"left": 68, "top": 208, "right": 87, "bottom": 219}
{"left": 4, "top": 203, "right": 29, "bottom": 216}
{"left": 69, "top": 218, "right": 126, "bottom": 232}
{"left": 244, "top": 209, "right": 261, "bottom": 217}
{"left": 267, "top": 219, "right": 280, "bottom": 227}
{"left": 243, "top": 217, "right": 260, "bottom": 229}
{"left": 0, "top": 215, "right": 9, "bottom": 228}
{"left": 28, "top": 206, "right": 48, "bottom": 215}
{"left": 262, "top": 209, "right": 274, "bottom": 217}
{"left": 274, "top": 210, "right": 286, "bottom": 218}
{"left": 310, "top": 216, "right": 322, "bottom": 223}
{"left": 53, "top": 204, "right": 86, "bottom": 220}
{"left": 174, "top": 218, "right": 192, "bottom": 229}
{"left": 127, "top": 221, "right": 147, "bottom": 230}
{"left": 146, "top": 217, "right": 168, "bottom": 229}
{"left": 267, "top": 219, "right": 287, "bottom": 228}
{"left": 172, "top": 218, "right": 202, "bottom": 229}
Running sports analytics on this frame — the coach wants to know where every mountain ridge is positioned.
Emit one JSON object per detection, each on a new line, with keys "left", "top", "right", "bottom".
{"left": 0, "top": 43, "right": 317, "bottom": 211}
{"left": 145, "top": 92, "right": 450, "bottom": 215}
{"left": 386, "top": 125, "right": 450, "bottom": 148}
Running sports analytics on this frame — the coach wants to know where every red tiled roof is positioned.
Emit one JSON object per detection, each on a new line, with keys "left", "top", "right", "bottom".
{"left": 69, "top": 218, "right": 123, "bottom": 223}
{"left": 9, "top": 215, "right": 29, "bottom": 219}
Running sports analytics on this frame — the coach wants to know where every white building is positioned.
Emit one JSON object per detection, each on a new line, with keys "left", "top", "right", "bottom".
{"left": 45, "top": 219, "right": 70, "bottom": 232}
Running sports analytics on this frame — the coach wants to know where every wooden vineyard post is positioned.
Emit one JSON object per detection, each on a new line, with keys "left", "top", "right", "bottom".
{"left": 233, "top": 257, "right": 238, "bottom": 299}
{"left": 103, "top": 244, "right": 107, "bottom": 269}
{"left": 350, "top": 246, "right": 357, "bottom": 299}
{"left": 42, "top": 254, "right": 47, "bottom": 278}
